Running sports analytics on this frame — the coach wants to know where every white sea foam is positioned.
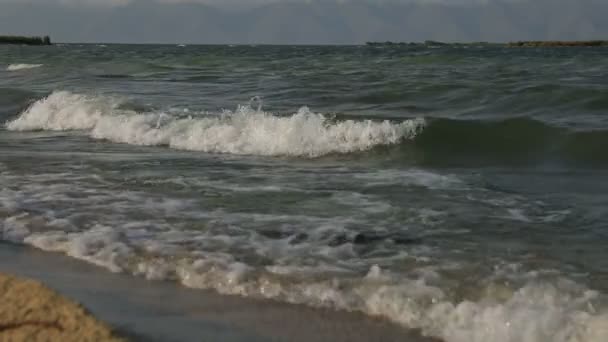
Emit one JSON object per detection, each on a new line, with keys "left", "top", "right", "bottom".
{"left": 3, "top": 215, "right": 607, "bottom": 342}
{"left": 6, "top": 63, "right": 43, "bottom": 71}
{"left": 6, "top": 91, "right": 425, "bottom": 157}
{"left": 3, "top": 107, "right": 607, "bottom": 342}
{"left": 1, "top": 173, "right": 607, "bottom": 342}
{"left": 24, "top": 225, "right": 131, "bottom": 273}
{"left": 353, "top": 169, "right": 463, "bottom": 189}
{"left": 6, "top": 91, "right": 116, "bottom": 131}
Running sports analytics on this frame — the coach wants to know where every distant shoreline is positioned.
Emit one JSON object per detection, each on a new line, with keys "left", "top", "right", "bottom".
{"left": 366, "top": 40, "right": 608, "bottom": 47}
{"left": 507, "top": 40, "right": 608, "bottom": 47}
{"left": 0, "top": 35, "right": 52, "bottom": 45}
{"left": 1, "top": 37, "right": 606, "bottom": 47}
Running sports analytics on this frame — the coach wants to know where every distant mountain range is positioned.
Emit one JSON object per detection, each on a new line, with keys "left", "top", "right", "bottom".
{"left": 1, "top": 0, "right": 607, "bottom": 44}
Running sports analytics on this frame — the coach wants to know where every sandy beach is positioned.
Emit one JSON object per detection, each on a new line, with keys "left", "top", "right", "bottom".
{"left": 0, "top": 273, "right": 123, "bottom": 341}
{"left": 0, "top": 242, "right": 439, "bottom": 342}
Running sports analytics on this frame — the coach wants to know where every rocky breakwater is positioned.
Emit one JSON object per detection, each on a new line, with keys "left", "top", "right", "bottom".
{"left": 0, "top": 273, "right": 123, "bottom": 341}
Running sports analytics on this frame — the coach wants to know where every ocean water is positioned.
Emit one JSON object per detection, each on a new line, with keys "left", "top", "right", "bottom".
{"left": 1, "top": 44, "right": 608, "bottom": 342}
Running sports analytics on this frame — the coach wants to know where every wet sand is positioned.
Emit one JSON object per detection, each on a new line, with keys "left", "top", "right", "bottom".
{"left": 0, "top": 242, "right": 440, "bottom": 342}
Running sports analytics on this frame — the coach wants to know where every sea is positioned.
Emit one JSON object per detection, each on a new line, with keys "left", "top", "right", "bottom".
{"left": 1, "top": 44, "right": 607, "bottom": 342}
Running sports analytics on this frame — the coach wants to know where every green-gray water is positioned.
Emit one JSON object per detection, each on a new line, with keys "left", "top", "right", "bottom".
{"left": 1, "top": 44, "right": 607, "bottom": 342}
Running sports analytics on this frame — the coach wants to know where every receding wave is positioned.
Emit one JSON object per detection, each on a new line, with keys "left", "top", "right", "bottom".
{"left": 6, "top": 64, "right": 43, "bottom": 71}
{"left": 2, "top": 211, "right": 607, "bottom": 342}
{"left": 5, "top": 91, "right": 424, "bottom": 157}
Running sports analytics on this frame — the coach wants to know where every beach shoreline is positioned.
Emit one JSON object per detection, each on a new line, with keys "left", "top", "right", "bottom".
{"left": 0, "top": 242, "right": 440, "bottom": 342}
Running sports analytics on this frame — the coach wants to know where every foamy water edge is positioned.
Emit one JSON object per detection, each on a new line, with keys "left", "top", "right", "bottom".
{"left": 1, "top": 220, "right": 606, "bottom": 342}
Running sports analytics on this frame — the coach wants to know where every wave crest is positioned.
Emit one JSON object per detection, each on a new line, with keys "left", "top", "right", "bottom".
{"left": 6, "top": 91, "right": 424, "bottom": 157}
{"left": 6, "top": 91, "right": 115, "bottom": 131}
{"left": 6, "top": 64, "right": 43, "bottom": 71}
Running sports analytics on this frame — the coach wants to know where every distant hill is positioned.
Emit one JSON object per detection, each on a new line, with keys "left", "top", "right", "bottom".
{"left": 0, "top": 0, "right": 606, "bottom": 44}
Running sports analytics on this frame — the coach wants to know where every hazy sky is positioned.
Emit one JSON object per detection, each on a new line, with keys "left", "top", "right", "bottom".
{"left": 1, "top": 0, "right": 607, "bottom": 44}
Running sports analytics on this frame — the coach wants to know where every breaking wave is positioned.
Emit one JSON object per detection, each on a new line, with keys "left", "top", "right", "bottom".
{"left": 6, "top": 91, "right": 608, "bottom": 165}
{"left": 5, "top": 91, "right": 424, "bottom": 157}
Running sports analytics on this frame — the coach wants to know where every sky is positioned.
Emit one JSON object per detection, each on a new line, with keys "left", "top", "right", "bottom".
{"left": 1, "top": 0, "right": 607, "bottom": 44}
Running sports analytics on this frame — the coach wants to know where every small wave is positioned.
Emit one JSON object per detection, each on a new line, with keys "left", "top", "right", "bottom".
{"left": 0, "top": 88, "right": 37, "bottom": 106}
{"left": 411, "top": 117, "right": 608, "bottom": 165}
{"left": 0, "top": 88, "right": 39, "bottom": 123}
{"left": 6, "top": 91, "right": 424, "bottom": 157}
{"left": 6, "top": 64, "right": 43, "bottom": 71}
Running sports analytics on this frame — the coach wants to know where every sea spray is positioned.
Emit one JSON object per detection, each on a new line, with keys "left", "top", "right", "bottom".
{"left": 6, "top": 91, "right": 114, "bottom": 131}
{"left": 249, "top": 95, "right": 263, "bottom": 112}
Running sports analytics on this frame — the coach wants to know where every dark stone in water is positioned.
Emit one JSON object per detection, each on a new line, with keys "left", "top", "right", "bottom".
{"left": 258, "top": 229, "right": 291, "bottom": 240}
{"left": 328, "top": 234, "right": 350, "bottom": 247}
{"left": 392, "top": 236, "right": 422, "bottom": 245}
{"left": 354, "top": 232, "right": 421, "bottom": 246}
{"left": 97, "top": 74, "right": 132, "bottom": 79}
{"left": 353, "top": 233, "right": 385, "bottom": 245}
{"left": 288, "top": 233, "right": 309, "bottom": 245}
{"left": 328, "top": 232, "right": 422, "bottom": 247}
{"left": 259, "top": 230, "right": 309, "bottom": 245}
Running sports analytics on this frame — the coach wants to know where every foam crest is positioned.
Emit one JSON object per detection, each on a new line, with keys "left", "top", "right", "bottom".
{"left": 24, "top": 225, "right": 131, "bottom": 273}
{"left": 6, "top": 91, "right": 425, "bottom": 157}
{"left": 6, "top": 91, "right": 115, "bottom": 131}
{"left": 6, "top": 63, "right": 43, "bottom": 71}
{"left": 368, "top": 280, "right": 606, "bottom": 342}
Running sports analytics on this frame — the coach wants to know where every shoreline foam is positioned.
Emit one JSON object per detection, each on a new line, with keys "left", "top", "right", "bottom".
{"left": 0, "top": 242, "right": 440, "bottom": 342}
